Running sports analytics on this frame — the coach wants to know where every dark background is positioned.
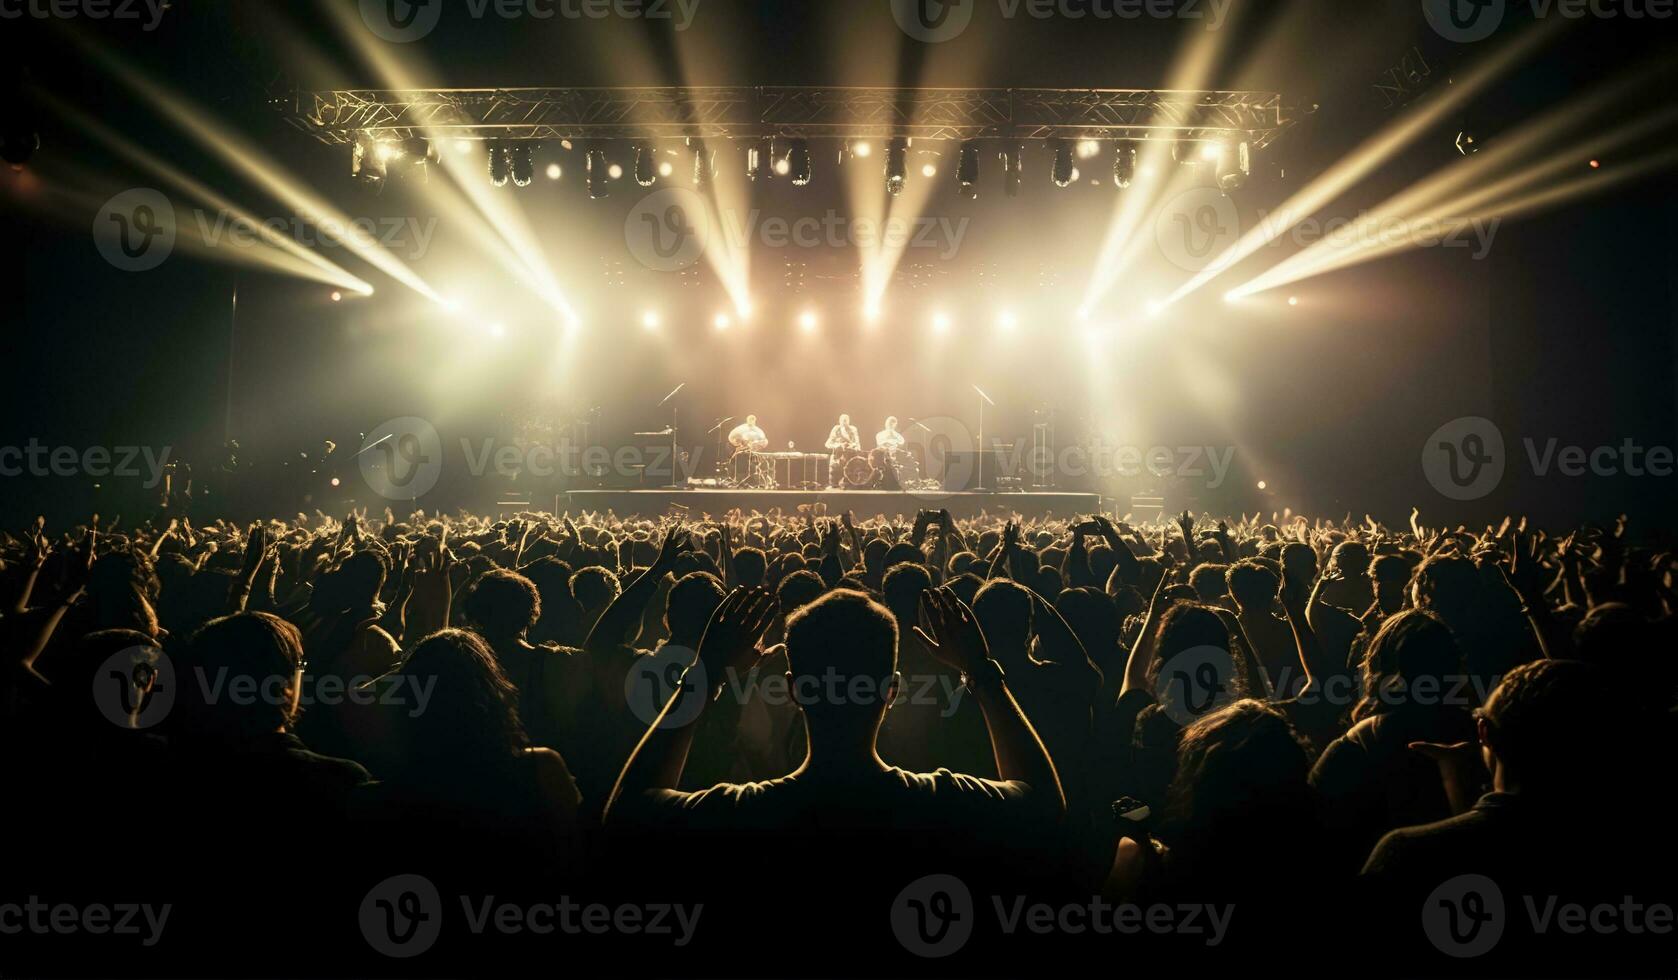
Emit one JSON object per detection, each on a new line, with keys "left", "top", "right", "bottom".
{"left": 1, "top": 0, "right": 1674, "bottom": 526}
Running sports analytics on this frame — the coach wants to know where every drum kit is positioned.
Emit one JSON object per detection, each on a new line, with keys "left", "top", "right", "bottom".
{"left": 720, "top": 446, "right": 924, "bottom": 490}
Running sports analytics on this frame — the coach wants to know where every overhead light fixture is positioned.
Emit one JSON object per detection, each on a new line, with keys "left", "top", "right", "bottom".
{"left": 1112, "top": 141, "right": 1137, "bottom": 188}
{"left": 1455, "top": 130, "right": 1480, "bottom": 156}
{"left": 634, "top": 144, "right": 657, "bottom": 186}
{"left": 957, "top": 142, "right": 980, "bottom": 195}
{"left": 1076, "top": 139, "right": 1101, "bottom": 160}
{"left": 1216, "top": 141, "right": 1250, "bottom": 194}
{"left": 885, "top": 140, "right": 908, "bottom": 196}
{"left": 546, "top": 162, "right": 562, "bottom": 180}
{"left": 509, "top": 144, "right": 535, "bottom": 186}
{"left": 1003, "top": 144, "right": 1023, "bottom": 198}
{"left": 692, "top": 143, "right": 713, "bottom": 188}
{"left": 748, "top": 139, "right": 773, "bottom": 181}
{"left": 587, "top": 148, "right": 611, "bottom": 199}
{"left": 352, "top": 138, "right": 388, "bottom": 183}
{"left": 1051, "top": 140, "right": 1075, "bottom": 187}
{"left": 788, "top": 138, "right": 812, "bottom": 186}
{"left": 852, "top": 140, "right": 873, "bottom": 159}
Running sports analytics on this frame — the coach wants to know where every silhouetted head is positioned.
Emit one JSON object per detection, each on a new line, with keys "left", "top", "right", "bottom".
{"left": 777, "top": 569, "right": 826, "bottom": 618}
{"left": 972, "top": 579, "right": 1033, "bottom": 661}
{"left": 1477, "top": 659, "right": 1618, "bottom": 794}
{"left": 1225, "top": 560, "right": 1279, "bottom": 611}
{"left": 1356, "top": 609, "right": 1464, "bottom": 719}
{"left": 1163, "top": 699, "right": 1315, "bottom": 867}
{"left": 732, "top": 547, "right": 767, "bottom": 589}
{"left": 398, "top": 628, "right": 527, "bottom": 767}
{"left": 178, "top": 612, "right": 305, "bottom": 739}
{"left": 664, "top": 572, "right": 726, "bottom": 647}
{"left": 463, "top": 568, "right": 541, "bottom": 639}
{"left": 784, "top": 590, "right": 899, "bottom": 734}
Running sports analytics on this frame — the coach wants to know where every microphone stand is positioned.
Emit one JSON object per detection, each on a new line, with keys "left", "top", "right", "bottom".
{"left": 710, "top": 417, "right": 734, "bottom": 484}
{"left": 658, "top": 383, "right": 685, "bottom": 490}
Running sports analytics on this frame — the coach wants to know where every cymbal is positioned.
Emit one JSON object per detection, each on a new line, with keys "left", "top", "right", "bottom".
{"left": 635, "top": 429, "right": 675, "bottom": 437}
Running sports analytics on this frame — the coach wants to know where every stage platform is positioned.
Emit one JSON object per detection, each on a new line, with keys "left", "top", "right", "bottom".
{"left": 558, "top": 489, "right": 1105, "bottom": 520}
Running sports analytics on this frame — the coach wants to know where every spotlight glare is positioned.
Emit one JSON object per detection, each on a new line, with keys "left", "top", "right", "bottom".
{"left": 607, "top": 163, "right": 624, "bottom": 180}
{"left": 1257, "top": 480, "right": 1268, "bottom": 491}
{"left": 774, "top": 157, "right": 791, "bottom": 176}
{"left": 713, "top": 313, "right": 732, "bottom": 330}
{"left": 798, "top": 310, "right": 818, "bottom": 332}
{"left": 1146, "top": 300, "right": 1164, "bottom": 318}
{"left": 931, "top": 311, "right": 951, "bottom": 333}
{"left": 659, "top": 160, "right": 675, "bottom": 177}
{"left": 545, "top": 162, "right": 562, "bottom": 180}
{"left": 863, "top": 302, "right": 882, "bottom": 323}
{"left": 998, "top": 310, "right": 1018, "bottom": 330}
{"left": 921, "top": 163, "right": 938, "bottom": 178}
{"left": 455, "top": 139, "right": 473, "bottom": 154}
{"left": 1288, "top": 296, "right": 1300, "bottom": 306}
{"left": 853, "top": 140, "right": 873, "bottom": 158}
{"left": 1076, "top": 139, "right": 1101, "bottom": 159}
{"left": 736, "top": 300, "right": 754, "bottom": 320}
{"left": 331, "top": 477, "right": 342, "bottom": 488}
{"left": 489, "top": 322, "right": 507, "bottom": 339}
{"left": 641, "top": 310, "right": 660, "bottom": 330}
{"left": 330, "top": 290, "right": 343, "bottom": 302}
{"left": 1589, "top": 158, "right": 1601, "bottom": 169}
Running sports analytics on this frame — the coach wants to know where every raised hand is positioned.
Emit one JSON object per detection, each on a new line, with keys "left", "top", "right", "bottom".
{"left": 913, "top": 587, "right": 990, "bottom": 676}
{"left": 696, "top": 587, "right": 777, "bottom": 679}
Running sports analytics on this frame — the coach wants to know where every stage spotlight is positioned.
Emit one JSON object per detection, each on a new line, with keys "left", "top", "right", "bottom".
{"left": 489, "top": 322, "right": 507, "bottom": 339}
{"left": 1076, "top": 306, "right": 1090, "bottom": 321}
{"left": 863, "top": 302, "right": 883, "bottom": 323}
{"left": 852, "top": 140, "right": 873, "bottom": 159}
{"left": 788, "top": 138, "right": 812, "bottom": 186}
{"left": 355, "top": 283, "right": 376, "bottom": 297}
{"left": 1222, "top": 291, "right": 1237, "bottom": 304}
{"left": 659, "top": 159, "right": 675, "bottom": 178}
{"left": 1051, "top": 141, "right": 1075, "bottom": 187}
{"left": 713, "top": 313, "right": 732, "bottom": 330}
{"left": 454, "top": 139, "right": 473, "bottom": 154}
{"left": 1288, "top": 296, "right": 1299, "bottom": 306}
{"left": 1146, "top": 299, "right": 1164, "bottom": 318}
{"left": 1455, "top": 130, "right": 1481, "bottom": 156}
{"left": 921, "top": 162, "right": 938, "bottom": 178}
{"left": 798, "top": 310, "right": 819, "bottom": 332}
{"left": 546, "top": 162, "right": 562, "bottom": 180}
{"left": 774, "top": 157, "right": 791, "bottom": 176}
{"left": 1589, "top": 158, "right": 1601, "bottom": 169}
{"left": 1076, "top": 139, "right": 1101, "bottom": 160}
{"left": 885, "top": 140, "right": 908, "bottom": 196}
{"left": 607, "top": 163, "right": 624, "bottom": 180}
{"left": 1112, "top": 141, "right": 1137, "bottom": 189}
{"left": 1200, "top": 142, "right": 1224, "bottom": 162}
{"left": 931, "top": 311, "right": 952, "bottom": 333}
{"left": 488, "top": 142, "right": 511, "bottom": 187}
{"left": 330, "top": 290, "right": 343, "bottom": 302}
{"left": 748, "top": 140, "right": 773, "bottom": 181}
{"left": 509, "top": 144, "right": 535, "bottom": 186}
{"left": 1003, "top": 144, "right": 1023, "bottom": 198}
{"left": 736, "top": 299, "right": 754, "bottom": 320}
{"left": 957, "top": 142, "right": 980, "bottom": 191}
{"left": 634, "top": 144, "right": 657, "bottom": 186}
{"left": 692, "top": 145, "right": 714, "bottom": 188}
{"left": 1257, "top": 480, "right": 1268, "bottom": 491}
{"left": 1216, "top": 141, "right": 1250, "bottom": 194}
{"left": 641, "top": 310, "right": 661, "bottom": 330}
{"left": 353, "top": 138, "right": 388, "bottom": 183}
{"left": 586, "top": 149, "right": 611, "bottom": 199}
{"left": 998, "top": 310, "right": 1018, "bottom": 330}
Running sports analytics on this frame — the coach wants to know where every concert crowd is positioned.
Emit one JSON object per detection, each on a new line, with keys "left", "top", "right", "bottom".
{"left": 1, "top": 504, "right": 1673, "bottom": 977}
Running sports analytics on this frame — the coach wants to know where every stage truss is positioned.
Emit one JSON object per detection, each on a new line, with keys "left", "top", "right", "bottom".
{"left": 276, "top": 85, "right": 1297, "bottom": 149}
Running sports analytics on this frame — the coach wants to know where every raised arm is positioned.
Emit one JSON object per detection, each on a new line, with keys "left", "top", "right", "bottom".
{"left": 914, "top": 588, "right": 1065, "bottom": 815}
{"left": 603, "top": 588, "right": 776, "bottom": 823}
{"left": 584, "top": 525, "right": 686, "bottom": 657}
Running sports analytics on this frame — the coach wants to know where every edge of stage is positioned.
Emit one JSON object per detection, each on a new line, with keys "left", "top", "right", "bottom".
{"left": 557, "top": 489, "right": 1106, "bottom": 519}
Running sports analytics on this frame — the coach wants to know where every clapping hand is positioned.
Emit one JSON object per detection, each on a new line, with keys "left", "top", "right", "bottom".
{"left": 913, "top": 587, "right": 990, "bottom": 676}
{"left": 696, "top": 588, "right": 778, "bottom": 679}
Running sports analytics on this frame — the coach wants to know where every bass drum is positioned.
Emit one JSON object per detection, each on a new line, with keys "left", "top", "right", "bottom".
{"left": 730, "top": 450, "right": 773, "bottom": 489}
{"left": 844, "top": 454, "right": 874, "bottom": 488}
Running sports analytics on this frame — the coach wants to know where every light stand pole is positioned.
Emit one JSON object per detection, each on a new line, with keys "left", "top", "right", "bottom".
{"left": 657, "top": 383, "right": 685, "bottom": 490}
{"left": 973, "top": 384, "right": 995, "bottom": 491}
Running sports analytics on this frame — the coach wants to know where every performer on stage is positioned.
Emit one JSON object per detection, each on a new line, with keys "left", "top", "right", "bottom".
{"left": 825, "top": 414, "right": 861, "bottom": 487}
{"left": 728, "top": 415, "right": 768, "bottom": 452}
{"left": 876, "top": 416, "right": 906, "bottom": 452}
